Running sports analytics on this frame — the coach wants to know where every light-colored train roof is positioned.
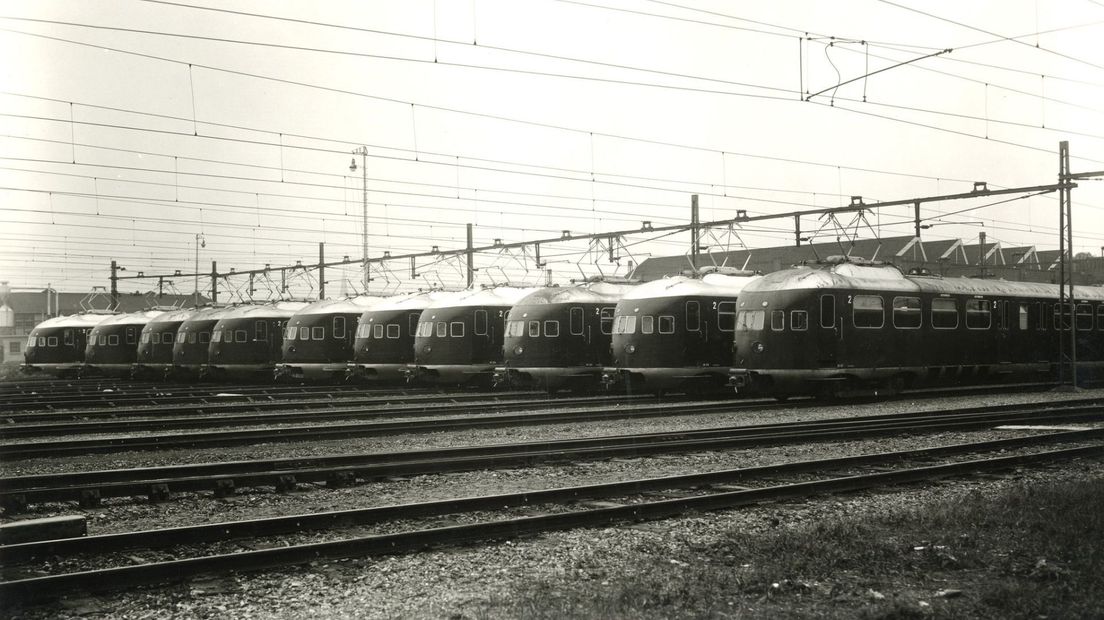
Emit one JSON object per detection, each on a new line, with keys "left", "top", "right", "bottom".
{"left": 179, "top": 305, "right": 237, "bottom": 325}
{"left": 621, "top": 272, "right": 761, "bottom": 301}
{"left": 144, "top": 308, "right": 199, "bottom": 326}
{"left": 361, "top": 290, "right": 458, "bottom": 313}
{"left": 291, "top": 295, "right": 389, "bottom": 317}
{"left": 745, "top": 262, "right": 1104, "bottom": 301}
{"left": 424, "top": 286, "right": 543, "bottom": 310}
{"left": 31, "top": 312, "right": 117, "bottom": 331}
{"left": 513, "top": 279, "right": 641, "bottom": 306}
{"left": 214, "top": 300, "right": 311, "bottom": 321}
{"left": 90, "top": 309, "right": 170, "bottom": 328}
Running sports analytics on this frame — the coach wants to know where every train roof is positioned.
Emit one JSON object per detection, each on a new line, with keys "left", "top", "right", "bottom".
{"left": 178, "top": 305, "right": 237, "bottom": 324}
{"left": 144, "top": 308, "right": 199, "bottom": 326}
{"left": 745, "top": 261, "right": 1104, "bottom": 301}
{"left": 30, "top": 312, "right": 118, "bottom": 331}
{"left": 424, "top": 286, "right": 544, "bottom": 310}
{"left": 360, "top": 290, "right": 459, "bottom": 313}
{"left": 621, "top": 272, "right": 761, "bottom": 301}
{"left": 90, "top": 309, "right": 170, "bottom": 328}
{"left": 513, "top": 280, "right": 641, "bottom": 306}
{"left": 214, "top": 300, "right": 311, "bottom": 321}
{"left": 291, "top": 295, "right": 388, "bottom": 317}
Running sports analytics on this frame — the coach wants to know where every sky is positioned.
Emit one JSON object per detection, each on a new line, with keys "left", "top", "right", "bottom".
{"left": 1, "top": 0, "right": 1103, "bottom": 300}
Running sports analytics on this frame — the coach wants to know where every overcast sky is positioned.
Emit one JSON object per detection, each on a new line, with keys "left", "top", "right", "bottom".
{"left": 2, "top": 0, "right": 1102, "bottom": 299}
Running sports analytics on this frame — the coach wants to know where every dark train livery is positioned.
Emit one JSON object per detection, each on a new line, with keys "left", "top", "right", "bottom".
{"left": 604, "top": 267, "right": 760, "bottom": 393}
{"left": 132, "top": 307, "right": 197, "bottom": 379}
{"left": 21, "top": 312, "right": 116, "bottom": 377}
{"left": 275, "top": 296, "right": 384, "bottom": 382}
{"left": 408, "top": 286, "right": 540, "bottom": 386}
{"left": 171, "top": 305, "right": 235, "bottom": 379}
{"left": 204, "top": 301, "right": 308, "bottom": 380}
{"left": 347, "top": 290, "right": 456, "bottom": 383}
{"left": 730, "top": 258, "right": 1104, "bottom": 397}
{"left": 83, "top": 310, "right": 169, "bottom": 377}
{"left": 495, "top": 277, "right": 640, "bottom": 392}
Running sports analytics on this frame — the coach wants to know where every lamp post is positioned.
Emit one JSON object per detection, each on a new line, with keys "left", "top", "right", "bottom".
{"left": 194, "top": 233, "right": 206, "bottom": 302}
{"left": 350, "top": 147, "right": 369, "bottom": 292}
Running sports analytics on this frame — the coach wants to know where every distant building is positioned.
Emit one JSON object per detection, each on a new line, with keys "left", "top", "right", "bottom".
{"left": 0, "top": 283, "right": 209, "bottom": 363}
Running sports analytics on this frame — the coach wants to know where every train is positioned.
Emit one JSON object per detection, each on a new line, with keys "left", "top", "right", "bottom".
{"left": 274, "top": 296, "right": 384, "bottom": 382}
{"left": 171, "top": 305, "right": 235, "bottom": 379}
{"left": 346, "top": 290, "right": 456, "bottom": 383}
{"left": 204, "top": 301, "right": 309, "bottom": 380}
{"left": 132, "top": 307, "right": 197, "bottom": 379}
{"left": 83, "top": 310, "right": 170, "bottom": 377}
{"left": 729, "top": 257, "right": 1104, "bottom": 398}
{"left": 20, "top": 311, "right": 117, "bottom": 377}
{"left": 603, "top": 267, "right": 760, "bottom": 394}
{"left": 494, "top": 277, "right": 640, "bottom": 392}
{"left": 407, "top": 286, "right": 540, "bottom": 387}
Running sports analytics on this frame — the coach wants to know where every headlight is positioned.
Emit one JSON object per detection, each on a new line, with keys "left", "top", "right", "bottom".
{"left": 514, "top": 345, "right": 525, "bottom": 355}
{"left": 752, "top": 342, "right": 764, "bottom": 353}
{"left": 423, "top": 345, "right": 432, "bottom": 353}
{"left": 625, "top": 344, "right": 636, "bottom": 353}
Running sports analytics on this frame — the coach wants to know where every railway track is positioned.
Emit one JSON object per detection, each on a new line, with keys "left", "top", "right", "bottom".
{"left": 1, "top": 431, "right": 1099, "bottom": 605}
{"left": 2, "top": 398, "right": 1100, "bottom": 510}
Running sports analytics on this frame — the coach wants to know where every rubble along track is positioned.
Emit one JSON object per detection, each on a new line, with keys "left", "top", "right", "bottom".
{"left": 2, "top": 398, "right": 1101, "bottom": 510}
{"left": 0, "top": 432, "right": 1100, "bottom": 606}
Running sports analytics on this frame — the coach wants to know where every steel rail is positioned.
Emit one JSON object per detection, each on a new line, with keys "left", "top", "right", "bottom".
{"left": 1, "top": 441, "right": 1100, "bottom": 605}
{"left": 2, "top": 401, "right": 1100, "bottom": 508}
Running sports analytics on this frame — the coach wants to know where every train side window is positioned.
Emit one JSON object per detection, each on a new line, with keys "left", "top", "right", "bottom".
{"left": 373, "top": 324, "right": 384, "bottom": 338}
{"left": 436, "top": 322, "right": 447, "bottom": 337}
{"left": 528, "top": 321, "right": 540, "bottom": 337}
{"left": 236, "top": 330, "right": 249, "bottom": 343}
{"left": 450, "top": 322, "right": 464, "bottom": 337}
{"left": 1076, "top": 304, "right": 1093, "bottom": 331}
{"left": 332, "top": 317, "right": 346, "bottom": 339}
{"left": 771, "top": 310, "right": 785, "bottom": 331}
{"left": 1053, "top": 303, "right": 1072, "bottom": 331}
{"left": 852, "top": 295, "right": 884, "bottom": 328}
{"left": 474, "top": 310, "right": 488, "bottom": 336}
{"left": 640, "top": 315, "right": 654, "bottom": 335}
{"left": 685, "top": 301, "right": 700, "bottom": 331}
{"left": 1098, "top": 305, "right": 1104, "bottom": 330}
{"left": 995, "top": 300, "right": 1009, "bottom": 330}
{"left": 931, "top": 298, "right": 958, "bottom": 329}
{"left": 256, "top": 321, "right": 269, "bottom": 341}
{"left": 409, "top": 313, "right": 419, "bottom": 336}
{"left": 717, "top": 301, "right": 737, "bottom": 332}
{"left": 658, "top": 315, "right": 675, "bottom": 334}
{"left": 791, "top": 310, "right": 808, "bottom": 331}
{"left": 47, "top": 336, "right": 58, "bottom": 347}
{"left": 600, "top": 307, "right": 615, "bottom": 335}
{"left": 63, "top": 329, "right": 74, "bottom": 346}
{"left": 125, "top": 327, "right": 136, "bottom": 344}
{"left": 1037, "top": 302, "right": 1047, "bottom": 330}
{"left": 819, "top": 295, "right": 835, "bottom": 328}
{"left": 966, "top": 300, "right": 991, "bottom": 329}
{"left": 735, "top": 310, "right": 764, "bottom": 331}
{"left": 97, "top": 335, "right": 105, "bottom": 346}
{"left": 299, "top": 327, "right": 309, "bottom": 340}
{"left": 309, "top": 326, "right": 322, "bottom": 340}
{"left": 164, "top": 332, "right": 174, "bottom": 344}
{"left": 569, "top": 307, "right": 584, "bottom": 335}
{"left": 545, "top": 321, "right": 559, "bottom": 337}
{"left": 892, "top": 296, "right": 921, "bottom": 329}
{"left": 197, "top": 333, "right": 207, "bottom": 344}
{"left": 108, "top": 334, "right": 119, "bottom": 346}
{"left": 386, "top": 324, "right": 400, "bottom": 339}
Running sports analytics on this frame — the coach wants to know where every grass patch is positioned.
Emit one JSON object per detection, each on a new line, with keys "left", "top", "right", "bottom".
{"left": 486, "top": 476, "right": 1104, "bottom": 619}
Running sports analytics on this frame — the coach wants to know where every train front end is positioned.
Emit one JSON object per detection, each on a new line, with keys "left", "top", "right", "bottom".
{"left": 83, "top": 310, "right": 168, "bottom": 377}
{"left": 204, "top": 301, "right": 308, "bottom": 381}
{"left": 348, "top": 291, "right": 453, "bottom": 383}
{"left": 133, "top": 308, "right": 197, "bottom": 379}
{"left": 21, "top": 312, "right": 115, "bottom": 377}
{"left": 275, "top": 296, "right": 383, "bottom": 382}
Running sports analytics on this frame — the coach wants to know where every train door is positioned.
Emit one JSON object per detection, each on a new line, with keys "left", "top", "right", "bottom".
{"left": 816, "top": 293, "right": 839, "bottom": 367}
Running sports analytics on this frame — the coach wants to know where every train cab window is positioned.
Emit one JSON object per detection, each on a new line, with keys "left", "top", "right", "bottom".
{"left": 791, "top": 310, "right": 809, "bottom": 331}
{"left": 286, "top": 326, "right": 296, "bottom": 340}
{"left": 474, "top": 310, "right": 488, "bottom": 336}
{"left": 108, "top": 334, "right": 119, "bottom": 346}
{"left": 236, "top": 330, "right": 248, "bottom": 343}
{"left": 545, "top": 321, "right": 559, "bottom": 337}
{"left": 47, "top": 336, "right": 58, "bottom": 347}
{"left": 210, "top": 330, "right": 220, "bottom": 343}
{"left": 26, "top": 335, "right": 35, "bottom": 348}
{"left": 190, "top": 333, "right": 199, "bottom": 344}
{"left": 966, "top": 300, "right": 991, "bottom": 329}
{"left": 569, "top": 307, "right": 584, "bottom": 335}
{"left": 685, "top": 301, "right": 701, "bottom": 331}
{"left": 614, "top": 315, "right": 637, "bottom": 335}
{"left": 1076, "top": 304, "right": 1093, "bottom": 331}
{"left": 165, "top": 332, "right": 175, "bottom": 344}
{"left": 333, "top": 317, "right": 346, "bottom": 339}
{"left": 528, "top": 321, "right": 540, "bottom": 337}
{"left": 735, "top": 310, "right": 764, "bottom": 331}
{"left": 451, "top": 322, "right": 465, "bottom": 337}
{"left": 931, "top": 298, "right": 958, "bottom": 329}
{"left": 256, "top": 321, "right": 269, "bottom": 341}
{"left": 717, "top": 301, "right": 737, "bottom": 332}
{"left": 436, "top": 322, "right": 447, "bottom": 337}
{"left": 819, "top": 295, "right": 836, "bottom": 328}
{"left": 125, "top": 328, "right": 136, "bottom": 345}
{"left": 600, "top": 308, "right": 615, "bottom": 335}
{"left": 852, "top": 295, "right": 884, "bottom": 328}
{"left": 386, "top": 324, "right": 400, "bottom": 339}
{"left": 373, "top": 324, "right": 384, "bottom": 339}
{"left": 892, "top": 296, "right": 922, "bottom": 329}
{"left": 505, "top": 320, "right": 523, "bottom": 338}
{"left": 1098, "top": 305, "right": 1104, "bottom": 330}
{"left": 771, "top": 310, "right": 785, "bottom": 331}
{"left": 658, "top": 315, "right": 675, "bottom": 334}
{"left": 641, "top": 315, "right": 654, "bottom": 335}
{"left": 142, "top": 332, "right": 152, "bottom": 344}
{"left": 153, "top": 332, "right": 162, "bottom": 345}
{"left": 64, "top": 329, "right": 74, "bottom": 346}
